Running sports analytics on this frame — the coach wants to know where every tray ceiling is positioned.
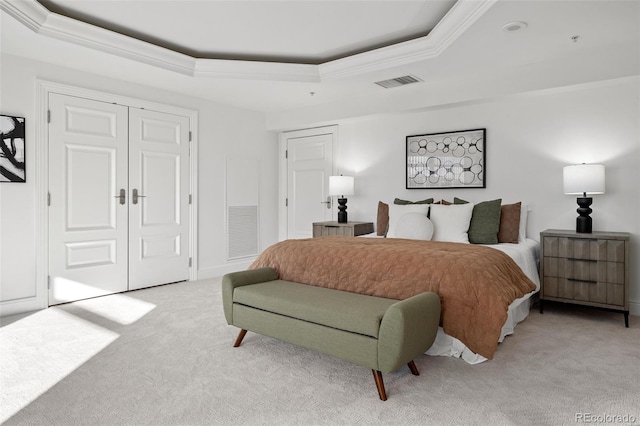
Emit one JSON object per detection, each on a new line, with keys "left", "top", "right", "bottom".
{"left": 2, "top": 0, "right": 493, "bottom": 82}
{"left": 37, "top": 0, "right": 457, "bottom": 64}
{"left": 2, "top": 1, "right": 637, "bottom": 115}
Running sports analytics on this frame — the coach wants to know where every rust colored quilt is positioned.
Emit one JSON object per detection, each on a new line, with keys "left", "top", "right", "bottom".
{"left": 249, "top": 236, "right": 536, "bottom": 359}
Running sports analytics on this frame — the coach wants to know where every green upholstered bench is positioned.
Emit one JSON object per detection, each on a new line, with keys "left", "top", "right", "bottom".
{"left": 222, "top": 267, "right": 441, "bottom": 400}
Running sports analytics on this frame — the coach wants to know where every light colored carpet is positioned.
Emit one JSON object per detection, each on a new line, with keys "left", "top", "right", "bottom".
{"left": 1, "top": 277, "right": 638, "bottom": 426}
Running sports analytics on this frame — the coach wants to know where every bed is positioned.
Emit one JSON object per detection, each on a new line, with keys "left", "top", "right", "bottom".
{"left": 426, "top": 238, "right": 539, "bottom": 363}
{"left": 250, "top": 198, "right": 540, "bottom": 363}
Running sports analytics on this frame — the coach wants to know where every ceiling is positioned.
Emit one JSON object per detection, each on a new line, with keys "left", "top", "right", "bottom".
{"left": 36, "top": 0, "right": 457, "bottom": 64}
{"left": 1, "top": 1, "right": 639, "bottom": 119}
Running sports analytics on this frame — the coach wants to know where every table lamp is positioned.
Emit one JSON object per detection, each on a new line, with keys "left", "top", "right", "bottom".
{"left": 329, "top": 175, "right": 354, "bottom": 223}
{"left": 563, "top": 164, "right": 605, "bottom": 233}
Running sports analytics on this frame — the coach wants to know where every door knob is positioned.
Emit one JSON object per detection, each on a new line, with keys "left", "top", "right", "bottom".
{"left": 132, "top": 188, "right": 146, "bottom": 205}
{"left": 320, "top": 196, "right": 332, "bottom": 209}
{"left": 113, "top": 188, "right": 126, "bottom": 205}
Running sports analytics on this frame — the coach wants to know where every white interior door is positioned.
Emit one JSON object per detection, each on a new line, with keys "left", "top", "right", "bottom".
{"left": 48, "top": 94, "right": 129, "bottom": 304}
{"left": 286, "top": 131, "right": 334, "bottom": 239}
{"left": 48, "top": 95, "right": 191, "bottom": 304}
{"left": 128, "top": 108, "right": 190, "bottom": 290}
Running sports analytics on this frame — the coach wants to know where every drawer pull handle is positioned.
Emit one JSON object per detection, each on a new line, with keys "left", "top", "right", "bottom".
{"left": 567, "top": 278, "right": 597, "bottom": 284}
{"left": 567, "top": 258, "right": 597, "bottom": 263}
{"left": 325, "top": 225, "right": 339, "bottom": 228}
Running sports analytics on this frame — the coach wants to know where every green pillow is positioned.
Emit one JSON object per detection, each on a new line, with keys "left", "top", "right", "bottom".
{"left": 394, "top": 197, "right": 434, "bottom": 205}
{"left": 454, "top": 197, "right": 502, "bottom": 244}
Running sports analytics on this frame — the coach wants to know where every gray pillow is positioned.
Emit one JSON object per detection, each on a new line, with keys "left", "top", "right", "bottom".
{"left": 393, "top": 197, "right": 434, "bottom": 205}
{"left": 454, "top": 197, "right": 502, "bottom": 244}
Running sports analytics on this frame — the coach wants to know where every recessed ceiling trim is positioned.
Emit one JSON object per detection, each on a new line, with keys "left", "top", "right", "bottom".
{"left": 2, "top": 0, "right": 497, "bottom": 83}
{"left": 1, "top": 0, "right": 196, "bottom": 76}
{"left": 320, "top": 0, "right": 498, "bottom": 80}
{"left": 194, "top": 59, "right": 319, "bottom": 82}
{"left": 0, "top": 0, "right": 48, "bottom": 32}
{"left": 44, "top": 12, "right": 196, "bottom": 76}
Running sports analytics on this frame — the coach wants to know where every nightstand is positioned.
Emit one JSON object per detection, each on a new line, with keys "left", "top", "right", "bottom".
{"left": 312, "top": 221, "right": 374, "bottom": 238}
{"left": 539, "top": 229, "right": 631, "bottom": 327}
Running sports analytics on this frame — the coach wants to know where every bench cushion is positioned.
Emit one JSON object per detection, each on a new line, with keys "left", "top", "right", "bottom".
{"left": 233, "top": 280, "right": 396, "bottom": 338}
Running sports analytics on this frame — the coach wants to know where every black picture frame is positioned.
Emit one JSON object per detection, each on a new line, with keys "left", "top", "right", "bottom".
{"left": 406, "top": 128, "right": 485, "bottom": 189}
{"left": 0, "top": 114, "right": 26, "bottom": 183}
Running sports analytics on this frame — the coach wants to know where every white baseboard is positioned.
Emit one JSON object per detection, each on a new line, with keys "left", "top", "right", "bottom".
{"left": 197, "top": 259, "right": 256, "bottom": 280}
{"left": 629, "top": 300, "right": 640, "bottom": 316}
{"left": 1, "top": 260, "right": 255, "bottom": 318}
{"left": 0, "top": 296, "right": 45, "bottom": 318}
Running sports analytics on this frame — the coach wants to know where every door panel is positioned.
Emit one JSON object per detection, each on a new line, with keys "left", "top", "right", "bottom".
{"left": 48, "top": 93, "right": 129, "bottom": 305}
{"left": 128, "top": 108, "right": 190, "bottom": 290}
{"left": 64, "top": 105, "right": 119, "bottom": 138}
{"left": 66, "top": 145, "right": 117, "bottom": 230}
{"left": 286, "top": 132, "right": 334, "bottom": 239}
{"left": 65, "top": 240, "right": 116, "bottom": 269}
{"left": 291, "top": 169, "right": 328, "bottom": 235}
{"left": 141, "top": 152, "right": 180, "bottom": 225}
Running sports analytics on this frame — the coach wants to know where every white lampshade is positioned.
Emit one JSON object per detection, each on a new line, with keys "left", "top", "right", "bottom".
{"left": 329, "top": 175, "right": 354, "bottom": 196}
{"left": 563, "top": 164, "right": 605, "bottom": 195}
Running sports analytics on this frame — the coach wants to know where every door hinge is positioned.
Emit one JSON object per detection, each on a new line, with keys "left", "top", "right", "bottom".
{"left": 189, "top": 257, "right": 192, "bottom": 267}
{"left": 189, "top": 131, "right": 192, "bottom": 142}
{"left": 285, "top": 150, "right": 288, "bottom": 159}
{"left": 47, "top": 192, "right": 51, "bottom": 206}
{"left": 47, "top": 276, "right": 51, "bottom": 289}
{"left": 47, "top": 110, "right": 51, "bottom": 123}
{"left": 285, "top": 198, "right": 288, "bottom": 207}
{"left": 189, "top": 194, "right": 192, "bottom": 205}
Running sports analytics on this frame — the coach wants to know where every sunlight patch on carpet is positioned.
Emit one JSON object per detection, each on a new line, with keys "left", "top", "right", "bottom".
{"left": 72, "top": 293, "right": 156, "bottom": 325}
{"left": 0, "top": 308, "right": 119, "bottom": 423}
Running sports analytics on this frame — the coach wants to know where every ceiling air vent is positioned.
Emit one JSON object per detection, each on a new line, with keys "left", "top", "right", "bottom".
{"left": 374, "top": 75, "right": 422, "bottom": 89}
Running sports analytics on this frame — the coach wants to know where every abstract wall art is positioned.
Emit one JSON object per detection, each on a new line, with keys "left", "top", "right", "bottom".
{"left": 1, "top": 114, "right": 26, "bottom": 183}
{"left": 406, "top": 128, "right": 485, "bottom": 189}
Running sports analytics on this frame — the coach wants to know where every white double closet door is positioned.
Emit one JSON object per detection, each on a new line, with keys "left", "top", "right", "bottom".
{"left": 48, "top": 93, "right": 190, "bottom": 305}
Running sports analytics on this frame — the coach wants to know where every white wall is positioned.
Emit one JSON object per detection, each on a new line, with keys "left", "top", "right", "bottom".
{"left": 0, "top": 53, "right": 279, "bottom": 315}
{"left": 286, "top": 78, "right": 640, "bottom": 314}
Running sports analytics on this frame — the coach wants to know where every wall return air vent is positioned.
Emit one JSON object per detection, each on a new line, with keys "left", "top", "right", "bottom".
{"left": 374, "top": 75, "right": 423, "bottom": 89}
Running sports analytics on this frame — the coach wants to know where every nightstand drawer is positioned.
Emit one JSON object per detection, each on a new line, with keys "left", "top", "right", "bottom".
{"left": 312, "top": 221, "right": 374, "bottom": 238}
{"left": 544, "top": 278, "right": 624, "bottom": 306}
{"left": 543, "top": 258, "right": 624, "bottom": 283}
{"left": 539, "top": 229, "right": 631, "bottom": 327}
{"left": 543, "top": 237, "right": 625, "bottom": 262}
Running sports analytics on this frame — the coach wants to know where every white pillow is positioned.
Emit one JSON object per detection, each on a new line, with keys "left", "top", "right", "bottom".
{"left": 386, "top": 203, "right": 430, "bottom": 238}
{"left": 518, "top": 204, "right": 528, "bottom": 243}
{"left": 429, "top": 203, "right": 474, "bottom": 243}
{"left": 394, "top": 212, "right": 434, "bottom": 240}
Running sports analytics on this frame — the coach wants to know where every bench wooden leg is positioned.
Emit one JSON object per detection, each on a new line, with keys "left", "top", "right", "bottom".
{"left": 372, "top": 370, "right": 387, "bottom": 401}
{"left": 233, "top": 329, "right": 248, "bottom": 347}
{"left": 407, "top": 360, "right": 420, "bottom": 376}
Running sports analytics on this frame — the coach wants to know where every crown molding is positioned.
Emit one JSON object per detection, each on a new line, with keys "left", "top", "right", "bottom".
{"left": 1, "top": 0, "right": 196, "bottom": 75}
{"left": 1, "top": 0, "right": 496, "bottom": 83}
{"left": 0, "top": 0, "right": 47, "bottom": 31}
{"left": 318, "top": 0, "right": 498, "bottom": 80}
{"left": 194, "top": 59, "right": 319, "bottom": 82}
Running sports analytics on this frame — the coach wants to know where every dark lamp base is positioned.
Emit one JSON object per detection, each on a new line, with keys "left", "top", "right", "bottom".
{"left": 576, "top": 197, "right": 593, "bottom": 233}
{"left": 337, "top": 197, "right": 348, "bottom": 223}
